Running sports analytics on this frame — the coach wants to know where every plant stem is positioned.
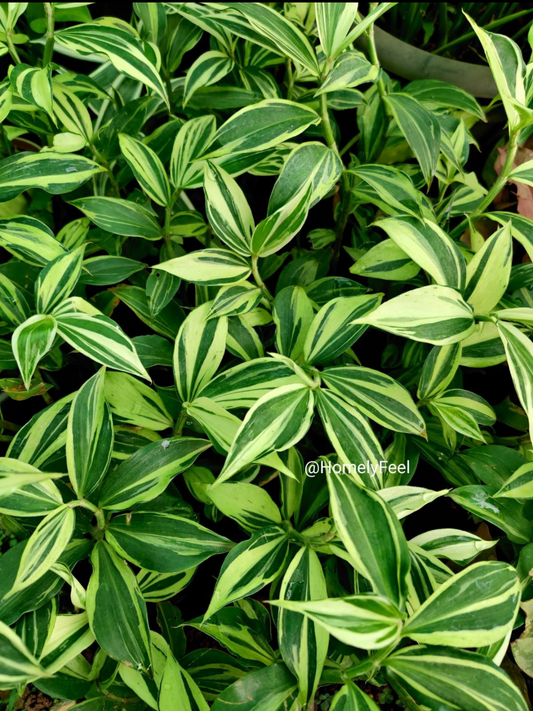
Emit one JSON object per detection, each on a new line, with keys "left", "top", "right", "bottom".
{"left": 435, "top": 9, "right": 533, "bottom": 55}
{"left": 6, "top": 29, "right": 21, "bottom": 64}
{"left": 251, "top": 254, "right": 273, "bottom": 301}
{"left": 43, "top": 3, "right": 55, "bottom": 67}
{"left": 366, "top": 4, "right": 387, "bottom": 98}
{"left": 174, "top": 408, "right": 189, "bottom": 436}
{"left": 0, "top": 420, "right": 20, "bottom": 433}
{"left": 285, "top": 58, "right": 294, "bottom": 101}
{"left": 72, "top": 499, "right": 106, "bottom": 530}
{"left": 340, "top": 132, "right": 361, "bottom": 157}
{"left": 450, "top": 131, "right": 519, "bottom": 239}
{"left": 319, "top": 92, "right": 351, "bottom": 271}
{"left": 320, "top": 93, "right": 337, "bottom": 151}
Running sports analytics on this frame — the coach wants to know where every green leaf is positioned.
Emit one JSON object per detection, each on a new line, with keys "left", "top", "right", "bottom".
{"left": 326, "top": 469, "right": 411, "bottom": 609}
{"left": 356, "top": 285, "right": 475, "bottom": 345}
{"left": 201, "top": 99, "right": 320, "bottom": 159}
{"left": 113, "top": 285, "right": 185, "bottom": 339}
{"left": 208, "top": 482, "right": 282, "bottom": 532}
{"left": 15, "top": 600, "right": 57, "bottom": 662}
{"left": 174, "top": 302, "right": 228, "bottom": 402}
{"left": 0, "top": 216, "right": 66, "bottom": 266}
{"left": 375, "top": 216, "right": 466, "bottom": 290}
{"left": 119, "top": 134, "right": 171, "bottom": 207}
{"left": 12, "top": 315, "right": 57, "bottom": 390}
{"left": 99, "top": 436, "right": 211, "bottom": 510}
{"left": 0, "top": 273, "right": 30, "bottom": 327}
{"left": 303, "top": 294, "right": 383, "bottom": 364}
{"left": 7, "top": 393, "right": 74, "bottom": 470}
{"left": 155, "top": 248, "right": 251, "bottom": 285}
{"left": 86, "top": 541, "right": 152, "bottom": 671}
{"left": 35, "top": 246, "right": 85, "bottom": 314}
{"left": 385, "top": 93, "right": 441, "bottom": 185}
{"left": 273, "top": 286, "right": 314, "bottom": 361}
{"left": 322, "top": 365, "right": 426, "bottom": 436}
{"left": 410, "top": 529, "right": 496, "bottom": 565}
{"left": 465, "top": 15, "right": 526, "bottom": 130}
{"left": 0, "top": 152, "right": 103, "bottom": 203}
{"left": 418, "top": 343, "right": 462, "bottom": 400}
{"left": 338, "top": 3, "right": 397, "bottom": 54}
{"left": 170, "top": 116, "right": 216, "bottom": 189}
{"left": 350, "top": 239, "right": 420, "bottom": 281}
{"left": 184, "top": 50, "right": 234, "bottom": 107}
{"left": 80, "top": 255, "right": 145, "bottom": 286}
{"left": 10, "top": 505, "right": 75, "bottom": 595}
{"left": 104, "top": 371, "right": 172, "bottom": 431}
{"left": 0, "top": 79, "right": 13, "bottom": 124}
{"left": 159, "top": 649, "right": 209, "bottom": 711}
{"left": 384, "top": 645, "right": 528, "bottom": 711}
{"left": 0, "top": 620, "right": 49, "bottom": 689}
{"left": 216, "top": 384, "right": 314, "bottom": 485}
{"left": 496, "top": 461, "right": 533, "bottom": 499}
{"left": 70, "top": 196, "right": 161, "bottom": 240}
{"left": 204, "top": 162, "right": 254, "bottom": 256}
{"left": 56, "top": 18, "right": 169, "bottom": 109}
{"left": 54, "top": 299, "right": 150, "bottom": 381}
{"left": 137, "top": 568, "right": 195, "bottom": 603}
{"left": 380, "top": 486, "right": 449, "bottom": 520}
{"left": 330, "top": 681, "right": 380, "bottom": 711}
{"left": 199, "top": 357, "right": 302, "bottom": 409}
{"left": 450, "top": 485, "right": 533, "bottom": 544}
{"left": 348, "top": 164, "right": 423, "bottom": 218}
{"left": 218, "top": 3, "right": 320, "bottom": 76}
{"left": 497, "top": 320, "right": 533, "bottom": 434}
{"left": 464, "top": 223, "right": 512, "bottom": 314}
{"left": 186, "top": 609, "right": 275, "bottom": 666}
{"left": 403, "top": 561, "right": 519, "bottom": 647}
{"left": 316, "top": 389, "right": 385, "bottom": 490}
{"left": 252, "top": 181, "right": 312, "bottom": 256}
{"left": 273, "top": 592, "right": 403, "bottom": 651}
{"left": 208, "top": 283, "right": 262, "bottom": 319}
{"left": 317, "top": 51, "right": 379, "bottom": 94}
{"left": 39, "top": 612, "right": 95, "bottom": 675}
{"left": 0, "top": 459, "right": 63, "bottom": 499}
{"left": 210, "top": 663, "right": 298, "bottom": 711}
{"left": 205, "top": 526, "right": 289, "bottom": 619}
{"left": 67, "top": 368, "right": 113, "bottom": 498}
{"left": 269, "top": 142, "right": 343, "bottom": 212}
{"left": 404, "top": 79, "right": 485, "bottom": 120}
{"left": 52, "top": 82, "right": 93, "bottom": 142}
{"left": 9, "top": 64, "right": 54, "bottom": 118}
{"left": 107, "top": 510, "right": 232, "bottom": 573}
{"left": 277, "top": 548, "right": 328, "bottom": 703}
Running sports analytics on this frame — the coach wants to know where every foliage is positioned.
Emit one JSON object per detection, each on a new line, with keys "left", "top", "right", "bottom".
{"left": 0, "top": 3, "right": 532, "bottom": 711}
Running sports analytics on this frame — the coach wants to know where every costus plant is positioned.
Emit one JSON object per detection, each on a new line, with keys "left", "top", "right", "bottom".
{"left": 0, "top": 3, "right": 533, "bottom": 711}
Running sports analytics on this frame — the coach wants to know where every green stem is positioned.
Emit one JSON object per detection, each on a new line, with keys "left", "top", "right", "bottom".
{"left": 450, "top": 131, "right": 519, "bottom": 239}
{"left": 340, "top": 132, "right": 361, "bottom": 157}
{"left": 6, "top": 29, "right": 21, "bottom": 64}
{"left": 319, "top": 91, "right": 351, "bottom": 271}
{"left": 366, "top": 4, "right": 386, "bottom": 98}
{"left": 332, "top": 174, "right": 351, "bottom": 271}
{"left": 435, "top": 9, "right": 533, "bottom": 55}
{"left": 43, "top": 3, "right": 55, "bottom": 67}
{"left": 320, "top": 93, "right": 337, "bottom": 151}
{"left": 71, "top": 500, "right": 106, "bottom": 530}
{"left": 174, "top": 408, "right": 189, "bottom": 436}
{"left": 0, "top": 420, "right": 20, "bottom": 433}
{"left": 285, "top": 58, "right": 294, "bottom": 100}
{"left": 251, "top": 254, "right": 273, "bottom": 301}
{"left": 344, "top": 642, "right": 397, "bottom": 680}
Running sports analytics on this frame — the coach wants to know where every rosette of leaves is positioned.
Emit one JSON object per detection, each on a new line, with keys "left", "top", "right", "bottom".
{"left": 0, "top": 3, "right": 533, "bottom": 711}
